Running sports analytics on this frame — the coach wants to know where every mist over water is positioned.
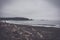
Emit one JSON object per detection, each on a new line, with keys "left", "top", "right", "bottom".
{"left": 0, "top": 0, "right": 60, "bottom": 20}
{"left": 0, "top": 0, "right": 60, "bottom": 28}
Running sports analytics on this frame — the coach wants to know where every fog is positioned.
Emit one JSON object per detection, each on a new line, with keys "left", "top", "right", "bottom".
{"left": 0, "top": 0, "right": 60, "bottom": 20}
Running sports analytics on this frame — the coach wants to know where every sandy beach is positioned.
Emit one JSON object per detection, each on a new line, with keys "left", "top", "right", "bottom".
{"left": 0, "top": 22, "right": 60, "bottom": 40}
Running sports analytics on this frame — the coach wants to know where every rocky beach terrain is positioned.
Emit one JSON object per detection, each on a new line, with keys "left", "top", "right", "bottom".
{"left": 0, "top": 22, "right": 60, "bottom": 40}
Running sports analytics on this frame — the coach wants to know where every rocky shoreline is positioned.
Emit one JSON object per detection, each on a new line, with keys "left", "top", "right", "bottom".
{"left": 0, "top": 22, "right": 60, "bottom": 40}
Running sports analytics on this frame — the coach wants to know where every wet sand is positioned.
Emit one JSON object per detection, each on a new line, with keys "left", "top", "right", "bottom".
{"left": 0, "top": 22, "right": 60, "bottom": 40}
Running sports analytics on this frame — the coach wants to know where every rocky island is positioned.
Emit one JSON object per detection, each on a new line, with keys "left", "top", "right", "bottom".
{"left": 0, "top": 17, "right": 32, "bottom": 21}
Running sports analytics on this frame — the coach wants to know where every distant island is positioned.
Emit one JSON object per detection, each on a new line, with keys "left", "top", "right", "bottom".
{"left": 0, "top": 17, "right": 33, "bottom": 21}
{"left": 40, "top": 19, "right": 48, "bottom": 21}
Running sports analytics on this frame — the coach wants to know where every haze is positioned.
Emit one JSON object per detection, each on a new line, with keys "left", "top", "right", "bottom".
{"left": 0, "top": 0, "right": 60, "bottom": 20}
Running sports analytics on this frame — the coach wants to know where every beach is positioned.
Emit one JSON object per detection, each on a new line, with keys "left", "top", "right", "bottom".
{"left": 0, "top": 22, "right": 60, "bottom": 40}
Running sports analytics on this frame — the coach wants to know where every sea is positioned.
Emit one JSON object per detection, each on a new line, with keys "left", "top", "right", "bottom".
{"left": 2, "top": 20, "right": 60, "bottom": 28}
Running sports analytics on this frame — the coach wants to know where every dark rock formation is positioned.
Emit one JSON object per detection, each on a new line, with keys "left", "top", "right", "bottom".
{"left": 0, "top": 17, "right": 32, "bottom": 21}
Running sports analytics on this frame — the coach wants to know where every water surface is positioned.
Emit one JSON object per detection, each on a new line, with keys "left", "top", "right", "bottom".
{"left": 5, "top": 20, "right": 60, "bottom": 28}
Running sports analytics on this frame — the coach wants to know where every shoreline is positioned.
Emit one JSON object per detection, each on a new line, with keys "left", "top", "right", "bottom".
{"left": 1, "top": 20, "right": 59, "bottom": 28}
{"left": 0, "top": 22, "right": 60, "bottom": 40}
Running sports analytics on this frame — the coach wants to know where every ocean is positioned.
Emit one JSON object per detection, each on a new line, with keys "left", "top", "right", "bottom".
{"left": 3, "top": 20, "right": 60, "bottom": 28}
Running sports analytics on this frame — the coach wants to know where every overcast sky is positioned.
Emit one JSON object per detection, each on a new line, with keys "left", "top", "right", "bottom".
{"left": 0, "top": 0, "right": 60, "bottom": 20}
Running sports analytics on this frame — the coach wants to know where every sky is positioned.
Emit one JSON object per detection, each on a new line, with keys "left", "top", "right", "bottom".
{"left": 0, "top": 0, "right": 60, "bottom": 20}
